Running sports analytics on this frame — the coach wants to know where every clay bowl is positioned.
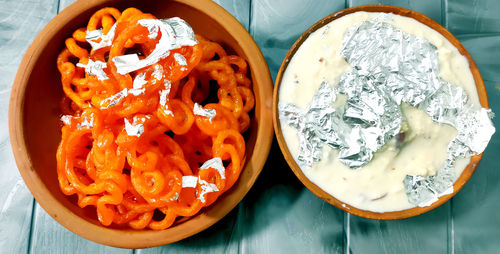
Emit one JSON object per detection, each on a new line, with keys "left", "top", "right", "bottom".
{"left": 273, "top": 5, "right": 489, "bottom": 220}
{"left": 9, "top": 0, "right": 273, "bottom": 249}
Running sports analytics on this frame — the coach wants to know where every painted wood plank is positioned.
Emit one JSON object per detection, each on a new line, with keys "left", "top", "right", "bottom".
{"left": 346, "top": 1, "right": 450, "bottom": 253}
{"left": 0, "top": 0, "right": 59, "bottom": 252}
{"left": 233, "top": 165, "right": 345, "bottom": 254}
{"left": 213, "top": 0, "right": 250, "bottom": 30}
{"left": 58, "top": 0, "right": 76, "bottom": 12}
{"left": 250, "top": 0, "right": 346, "bottom": 80}
{"left": 348, "top": 0, "right": 442, "bottom": 24}
{"left": 349, "top": 205, "right": 450, "bottom": 254}
{"left": 136, "top": 209, "right": 239, "bottom": 254}
{"left": 29, "top": 203, "right": 132, "bottom": 254}
{"left": 451, "top": 34, "right": 500, "bottom": 254}
{"left": 447, "top": 0, "right": 500, "bottom": 35}
{"left": 60, "top": 0, "right": 249, "bottom": 30}
{"left": 248, "top": 1, "right": 346, "bottom": 252}
{"left": 215, "top": 143, "right": 344, "bottom": 253}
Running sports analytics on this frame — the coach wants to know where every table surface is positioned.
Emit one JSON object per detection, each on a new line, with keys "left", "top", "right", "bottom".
{"left": 1, "top": 0, "right": 499, "bottom": 253}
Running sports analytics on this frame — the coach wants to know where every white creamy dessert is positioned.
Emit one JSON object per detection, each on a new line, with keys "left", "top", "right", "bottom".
{"left": 278, "top": 12, "right": 487, "bottom": 212}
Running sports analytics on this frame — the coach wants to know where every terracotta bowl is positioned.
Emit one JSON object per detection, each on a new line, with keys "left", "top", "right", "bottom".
{"left": 9, "top": 0, "right": 273, "bottom": 249}
{"left": 273, "top": 5, "right": 489, "bottom": 220}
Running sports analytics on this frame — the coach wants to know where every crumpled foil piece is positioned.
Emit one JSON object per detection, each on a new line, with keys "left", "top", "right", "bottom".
{"left": 100, "top": 88, "right": 128, "bottom": 109}
{"left": 159, "top": 80, "right": 171, "bottom": 107}
{"left": 180, "top": 176, "right": 219, "bottom": 203}
{"left": 124, "top": 118, "right": 144, "bottom": 137}
{"left": 279, "top": 17, "right": 495, "bottom": 207}
{"left": 193, "top": 103, "right": 216, "bottom": 122}
{"left": 174, "top": 53, "right": 187, "bottom": 66}
{"left": 182, "top": 176, "right": 198, "bottom": 188}
{"left": 113, "top": 17, "right": 198, "bottom": 75}
{"left": 200, "top": 157, "right": 225, "bottom": 179}
{"left": 86, "top": 23, "right": 117, "bottom": 51}
{"left": 60, "top": 115, "right": 72, "bottom": 125}
{"left": 76, "top": 59, "right": 108, "bottom": 81}
{"left": 152, "top": 65, "right": 163, "bottom": 81}
{"left": 129, "top": 73, "right": 147, "bottom": 96}
{"left": 197, "top": 178, "right": 219, "bottom": 203}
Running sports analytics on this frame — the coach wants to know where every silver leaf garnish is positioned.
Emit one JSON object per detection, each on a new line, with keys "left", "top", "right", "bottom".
{"left": 124, "top": 118, "right": 144, "bottom": 137}
{"left": 193, "top": 103, "right": 216, "bottom": 122}
{"left": 181, "top": 176, "right": 198, "bottom": 188}
{"left": 100, "top": 88, "right": 128, "bottom": 109}
{"left": 76, "top": 59, "right": 108, "bottom": 81}
{"left": 128, "top": 73, "right": 147, "bottom": 96}
{"left": 113, "top": 17, "right": 197, "bottom": 75}
{"left": 200, "top": 157, "right": 225, "bottom": 179}
{"left": 86, "top": 23, "right": 117, "bottom": 51}
{"left": 174, "top": 53, "right": 187, "bottom": 66}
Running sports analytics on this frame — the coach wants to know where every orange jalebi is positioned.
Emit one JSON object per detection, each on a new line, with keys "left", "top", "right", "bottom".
{"left": 56, "top": 7, "right": 254, "bottom": 229}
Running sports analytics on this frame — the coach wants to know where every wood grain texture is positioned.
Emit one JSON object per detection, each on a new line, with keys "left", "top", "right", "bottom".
{"left": 213, "top": 0, "right": 250, "bottom": 30}
{"left": 447, "top": 0, "right": 500, "bottom": 35}
{"left": 29, "top": 203, "right": 131, "bottom": 254}
{"left": 59, "top": 0, "right": 76, "bottom": 11}
{"left": 136, "top": 210, "right": 239, "bottom": 254}
{"left": 454, "top": 34, "right": 500, "bottom": 83}
{"left": 225, "top": 143, "right": 344, "bottom": 253}
{"left": 348, "top": 0, "right": 442, "bottom": 24}
{"left": 0, "top": 0, "right": 58, "bottom": 253}
{"left": 349, "top": 205, "right": 450, "bottom": 254}
{"left": 451, "top": 34, "right": 500, "bottom": 254}
{"left": 250, "top": 0, "right": 346, "bottom": 80}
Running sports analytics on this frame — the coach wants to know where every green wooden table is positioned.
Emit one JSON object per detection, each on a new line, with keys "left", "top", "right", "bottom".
{"left": 1, "top": 0, "right": 499, "bottom": 253}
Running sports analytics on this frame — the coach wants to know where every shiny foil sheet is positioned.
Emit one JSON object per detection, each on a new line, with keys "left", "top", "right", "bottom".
{"left": 200, "top": 157, "right": 226, "bottom": 179}
{"left": 113, "top": 17, "right": 198, "bottom": 75}
{"left": 76, "top": 60, "right": 108, "bottom": 81}
{"left": 193, "top": 103, "right": 216, "bottom": 122}
{"left": 279, "top": 17, "right": 495, "bottom": 207}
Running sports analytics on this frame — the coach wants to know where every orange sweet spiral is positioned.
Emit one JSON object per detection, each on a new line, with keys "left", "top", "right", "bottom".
{"left": 56, "top": 7, "right": 254, "bottom": 229}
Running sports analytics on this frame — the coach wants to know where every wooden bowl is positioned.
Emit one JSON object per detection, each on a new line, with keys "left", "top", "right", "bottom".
{"left": 273, "top": 5, "right": 490, "bottom": 220}
{"left": 9, "top": 0, "right": 273, "bottom": 248}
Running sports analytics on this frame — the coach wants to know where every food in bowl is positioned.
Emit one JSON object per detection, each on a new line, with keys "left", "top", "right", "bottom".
{"left": 278, "top": 11, "right": 495, "bottom": 213}
{"left": 56, "top": 7, "right": 254, "bottom": 229}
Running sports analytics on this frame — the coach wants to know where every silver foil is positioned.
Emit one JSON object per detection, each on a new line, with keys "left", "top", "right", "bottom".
{"left": 100, "top": 88, "right": 128, "bottom": 109}
{"left": 86, "top": 23, "right": 117, "bottom": 51}
{"left": 76, "top": 59, "right": 108, "bottom": 81}
{"left": 193, "top": 103, "right": 216, "bottom": 122}
{"left": 129, "top": 73, "right": 147, "bottom": 96}
{"left": 200, "top": 157, "right": 225, "bottom": 179}
{"left": 180, "top": 176, "right": 219, "bottom": 203}
{"left": 77, "top": 114, "right": 94, "bottom": 129}
{"left": 60, "top": 115, "right": 72, "bottom": 125}
{"left": 124, "top": 118, "right": 144, "bottom": 137}
{"left": 159, "top": 80, "right": 171, "bottom": 107}
{"left": 113, "top": 17, "right": 198, "bottom": 75}
{"left": 197, "top": 178, "right": 219, "bottom": 203}
{"left": 279, "top": 17, "right": 495, "bottom": 207}
{"left": 181, "top": 176, "right": 198, "bottom": 188}
{"left": 174, "top": 53, "right": 187, "bottom": 66}
{"left": 152, "top": 65, "right": 163, "bottom": 81}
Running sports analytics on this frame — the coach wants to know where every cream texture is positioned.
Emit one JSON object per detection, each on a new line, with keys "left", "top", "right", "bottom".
{"left": 279, "top": 12, "right": 479, "bottom": 212}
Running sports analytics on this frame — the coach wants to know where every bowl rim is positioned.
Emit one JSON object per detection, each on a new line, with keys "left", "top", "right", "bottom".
{"left": 272, "top": 5, "right": 489, "bottom": 220}
{"left": 9, "top": 0, "right": 273, "bottom": 248}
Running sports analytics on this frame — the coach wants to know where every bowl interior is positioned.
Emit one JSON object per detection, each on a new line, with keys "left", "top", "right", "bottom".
{"left": 273, "top": 5, "right": 489, "bottom": 220}
{"left": 13, "top": 0, "right": 272, "bottom": 248}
